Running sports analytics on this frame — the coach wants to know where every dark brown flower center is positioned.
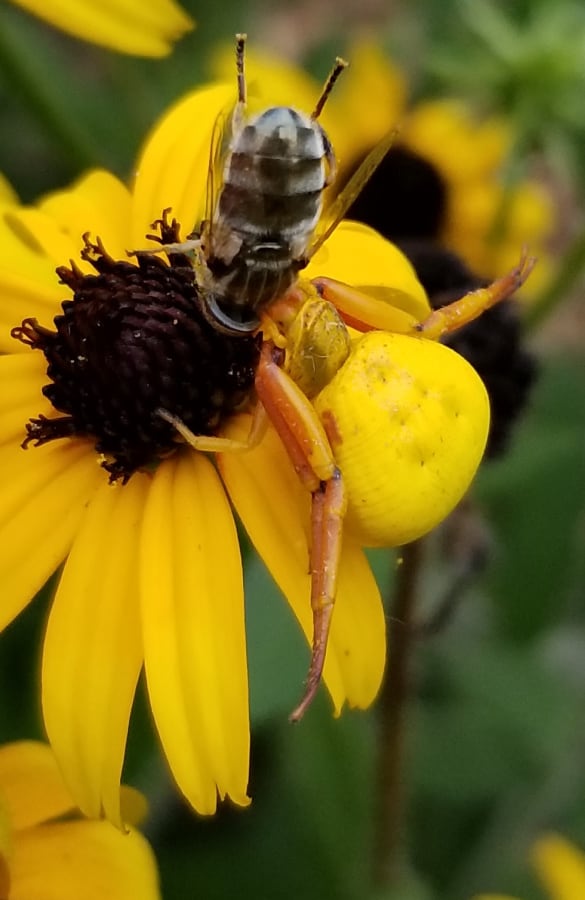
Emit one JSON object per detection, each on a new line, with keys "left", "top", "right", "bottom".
{"left": 11, "top": 216, "right": 260, "bottom": 482}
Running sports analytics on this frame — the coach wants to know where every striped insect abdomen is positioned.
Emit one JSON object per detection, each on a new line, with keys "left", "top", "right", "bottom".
{"left": 208, "top": 106, "right": 331, "bottom": 310}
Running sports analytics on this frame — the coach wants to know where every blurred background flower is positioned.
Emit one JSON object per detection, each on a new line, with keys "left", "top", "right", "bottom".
{"left": 0, "top": 740, "right": 160, "bottom": 900}
{"left": 6, "top": 0, "right": 194, "bottom": 57}
{"left": 0, "top": 2, "right": 583, "bottom": 900}
{"left": 474, "top": 834, "right": 585, "bottom": 900}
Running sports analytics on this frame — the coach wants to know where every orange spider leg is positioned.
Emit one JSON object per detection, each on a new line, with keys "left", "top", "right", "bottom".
{"left": 415, "top": 250, "right": 536, "bottom": 340}
{"left": 312, "top": 249, "right": 536, "bottom": 337}
{"left": 255, "top": 341, "right": 348, "bottom": 721}
{"left": 312, "top": 276, "right": 420, "bottom": 333}
{"left": 157, "top": 402, "right": 268, "bottom": 453}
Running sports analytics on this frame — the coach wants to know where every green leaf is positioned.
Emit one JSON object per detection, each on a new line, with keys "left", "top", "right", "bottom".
{"left": 476, "top": 355, "right": 585, "bottom": 640}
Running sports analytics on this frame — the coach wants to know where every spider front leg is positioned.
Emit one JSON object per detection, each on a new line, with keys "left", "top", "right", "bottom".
{"left": 313, "top": 249, "right": 535, "bottom": 337}
{"left": 415, "top": 249, "right": 536, "bottom": 340}
{"left": 312, "top": 276, "right": 420, "bottom": 333}
{"left": 255, "top": 341, "right": 347, "bottom": 722}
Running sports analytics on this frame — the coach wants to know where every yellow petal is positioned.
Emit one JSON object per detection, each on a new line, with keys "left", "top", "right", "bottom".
{"left": 328, "top": 538, "right": 386, "bottom": 709}
{"left": 42, "top": 475, "right": 146, "bottom": 827}
{"left": 0, "top": 207, "right": 64, "bottom": 351}
{"left": 0, "top": 353, "right": 53, "bottom": 445}
{"left": 9, "top": 0, "right": 193, "bottom": 57}
{"left": 0, "top": 439, "right": 101, "bottom": 632}
{"left": 327, "top": 38, "right": 408, "bottom": 167}
{"left": 532, "top": 834, "right": 585, "bottom": 900}
{"left": 218, "top": 416, "right": 385, "bottom": 714}
{"left": 505, "top": 182, "right": 554, "bottom": 242}
{"left": 0, "top": 742, "right": 75, "bottom": 830}
{"left": 9, "top": 820, "right": 160, "bottom": 900}
{"left": 0, "top": 845, "right": 9, "bottom": 900}
{"left": 0, "top": 173, "right": 133, "bottom": 353}
{"left": 4, "top": 208, "right": 84, "bottom": 270}
{"left": 0, "top": 795, "right": 12, "bottom": 885}
{"left": 403, "top": 100, "right": 510, "bottom": 184}
{"left": 39, "top": 171, "right": 132, "bottom": 262}
{"left": 0, "top": 270, "right": 63, "bottom": 353}
{"left": 0, "top": 205, "right": 65, "bottom": 276}
{"left": 131, "top": 84, "right": 235, "bottom": 248}
{"left": 119, "top": 786, "right": 148, "bottom": 829}
{"left": 446, "top": 180, "right": 553, "bottom": 249}
{"left": 0, "top": 173, "right": 19, "bottom": 204}
{"left": 140, "top": 452, "right": 250, "bottom": 814}
{"left": 305, "top": 220, "right": 430, "bottom": 320}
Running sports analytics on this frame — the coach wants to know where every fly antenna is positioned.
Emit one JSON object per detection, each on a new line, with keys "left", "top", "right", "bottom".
{"left": 235, "top": 33, "right": 247, "bottom": 106}
{"left": 311, "top": 57, "right": 348, "bottom": 120}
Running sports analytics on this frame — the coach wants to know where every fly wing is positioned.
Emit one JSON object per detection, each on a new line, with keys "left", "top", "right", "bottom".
{"left": 202, "top": 105, "right": 233, "bottom": 250}
{"left": 307, "top": 129, "right": 398, "bottom": 260}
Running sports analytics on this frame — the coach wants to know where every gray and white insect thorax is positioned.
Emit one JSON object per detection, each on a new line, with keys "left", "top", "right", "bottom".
{"left": 192, "top": 34, "right": 348, "bottom": 336}
{"left": 205, "top": 105, "right": 335, "bottom": 323}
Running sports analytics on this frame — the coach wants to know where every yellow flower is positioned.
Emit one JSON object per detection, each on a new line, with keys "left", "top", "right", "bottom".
{"left": 0, "top": 175, "right": 18, "bottom": 205}
{"left": 399, "top": 100, "right": 554, "bottom": 289}
{"left": 474, "top": 833, "right": 585, "bottom": 900}
{"left": 532, "top": 834, "right": 585, "bottom": 900}
{"left": 0, "top": 740, "right": 160, "bottom": 900}
{"left": 212, "top": 38, "right": 554, "bottom": 291}
{"left": 8, "top": 0, "right": 193, "bottom": 57}
{"left": 0, "top": 81, "right": 437, "bottom": 821}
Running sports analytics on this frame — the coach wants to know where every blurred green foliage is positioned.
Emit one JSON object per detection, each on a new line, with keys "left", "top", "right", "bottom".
{"left": 1, "top": 1, "right": 584, "bottom": 899}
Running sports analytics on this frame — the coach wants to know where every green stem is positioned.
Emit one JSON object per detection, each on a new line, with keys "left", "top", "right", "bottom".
{"left": 0, "top": 8, "right": 97, "bottom": 171}
{"left": 526, "top": 227, "right": 585, "bottom": 329}
{"left": 372, "top": 539, "right": 425, "bottom": 888}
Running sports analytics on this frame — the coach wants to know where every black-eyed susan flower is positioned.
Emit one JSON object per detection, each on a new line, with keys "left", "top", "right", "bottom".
{"left": 0, "top": 79, "right": 443, "bottom": 821}
{"left": 0, "top": 740, "right": 160, "bottom": 899}
{"left": 330, "top": 41, "right": 554, "bottom": 292}
{"left": 8, "top": 0, "right": 193, "bottom": 57}
{"left": 473, "top": 833, "right": 585, "bottom": 900}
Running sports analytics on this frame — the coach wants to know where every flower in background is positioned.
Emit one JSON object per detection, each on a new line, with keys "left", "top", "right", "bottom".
{"left": 8, "top": 0, "right": 193, "bottom": 57}
{"left": 474, "top": 833, "right": 585, "bottom": 900}
{"left": 347, "top": 92, "right": 554, "bottom": 292}
{"left": 212, "top": 38, "right": 554, "bottom": 291}
{"left": 427, "top": 0, "right": 585, "bottom": 176}
{"left": 331, "top": 40, "right": 554, "bottom": 291}
{"left": 533, "top": 835, "right": 585, "bottom": 900}
{"left": 0, "top": 78, "right": 433, "bottom": 820}
{"left": 0, "top": 740, "right": 160, "bottom": 900}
